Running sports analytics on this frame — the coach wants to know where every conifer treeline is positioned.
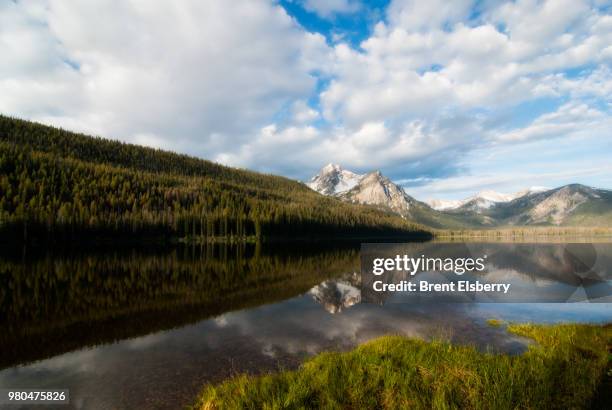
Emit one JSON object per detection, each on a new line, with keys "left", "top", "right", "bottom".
{"left": 0, "top": 115, "right": 430, "bottom": 242}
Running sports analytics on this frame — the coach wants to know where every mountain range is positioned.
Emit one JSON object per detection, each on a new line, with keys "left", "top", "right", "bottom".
{"left": 307, "top": 164, "right": 612, "bottom": 228}
{"left": 3, "top": 114, "right": 610, "bottom": 238}
{"left": 427, "top": 187, "right": 549, "bottom": 211}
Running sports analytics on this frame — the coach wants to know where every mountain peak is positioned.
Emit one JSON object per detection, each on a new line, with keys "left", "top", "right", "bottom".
{"left": 472, "top": 190, "right": 515, "bottom": 203}
{"left": 513, "top": 186, "right": 549, "bottom": 198}
{"left": 362, "top": 169, "right": 384, "bottom": 180}
{"left": 560, "top": 183, "right": 596, "bottom": 192}
{"left": 307, "top": 164, "right": 362, "bottom": 195}
{"left": 428, "top": 187, "right": 551, "bottom": 211}
{"left": 321, "top": 163, "right": 343, "bottom": 173}
{"left": 308, "top": 164, "right": 422, "bottom": 217}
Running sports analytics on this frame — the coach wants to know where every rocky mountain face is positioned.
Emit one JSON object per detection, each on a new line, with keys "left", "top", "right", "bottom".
{"left": 307, "top": 164, "right": 429, "bottom": 219}
{"left": 526, "top": 187, "right": 589, "bottom": 224}
{"left": 338, "top": 171, "right": 424, "bottom": 217}
{"left": 445, "top": 184, "right": 612, "bottom": 226}
{"left": 490, "top": 184, "right": 612, "bottom": 226}
{"left": 307, "top": 164, "right": 612, "bottom": 228}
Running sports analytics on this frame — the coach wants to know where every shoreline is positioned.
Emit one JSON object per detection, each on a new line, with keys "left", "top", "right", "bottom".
{"left": 192, "top": 322, "right": 611, "bottom": 409}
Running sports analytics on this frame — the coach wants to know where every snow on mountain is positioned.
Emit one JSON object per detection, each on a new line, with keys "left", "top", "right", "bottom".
{"left": 307, "top": 164, "right": 612, "bottom": 227}
{"left": 473, "top": 190, "right": 516, "bottom": 203}
{"left": 307, "top": 165, "right": 423, "bottom": 217}
{"left": 306, "top": 163, "right": 363, "bottom": 195}
{"left": 451, "top": 184, "right": 610, "bottom": 226}
{"left": 459, "top": 191, "right": 516, "bottom": 212}
{"left": 427, "top": 199, "right": 463, "bottom": 211}
{"left": 428, "top": 187, "right": 551, "bottom": 211}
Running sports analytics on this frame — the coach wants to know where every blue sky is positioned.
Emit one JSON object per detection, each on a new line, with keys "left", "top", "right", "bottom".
{"left": 1, "top": 0, "right": 611, "bottom": 200}
{"left": 279, "top": 0, "right": 390, "bottom": 47}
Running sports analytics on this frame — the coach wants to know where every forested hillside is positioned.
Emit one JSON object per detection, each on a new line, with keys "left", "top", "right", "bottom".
{"left": 0, "top": 116, "right": 430, "bottom": 242}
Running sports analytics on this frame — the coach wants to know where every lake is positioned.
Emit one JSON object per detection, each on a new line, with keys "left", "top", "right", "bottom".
{"left": 0, "top": 241, "right": 610, "bottom": 409}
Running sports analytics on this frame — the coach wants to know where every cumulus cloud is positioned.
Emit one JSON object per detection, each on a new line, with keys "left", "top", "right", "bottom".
{"left": 1, "top": 0, "right": 611, "bottom": 197}
{"left": 324, "top": 0, "right": 612, "bottom": 119}
{"left": 291, "top": 100, "right": 320, "bottom": 124}
{"left": 304, "top": 0, "right": 612, "bottom": 182}
{"left": 0, "top": 0, "right": 329, "bottom": 154}
{"left": 535, "top": 66, "right": 612, "bottom": 101}
{"left": 219, "top": 114, "right": 481, "bottom": 179}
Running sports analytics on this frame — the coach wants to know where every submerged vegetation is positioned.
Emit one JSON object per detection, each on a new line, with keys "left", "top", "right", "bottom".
{"left": 0, "top": 115, "right": 430, "bottom": 243}
{"left": 193, "top": 323, "right": 611, "bottom": 409}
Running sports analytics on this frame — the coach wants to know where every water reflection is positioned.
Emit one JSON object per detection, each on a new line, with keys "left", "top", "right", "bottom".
{"left": 309, "top": 272, "right": 360, "bottom": 314}
{"left": 0, "top": 241, "right": 610, "bottom": 409}
{"left": 361, "top": 242, "right": 612, "bottom": 303}
{"left": 0, "top": 243, "right": 359, "bottom": 369}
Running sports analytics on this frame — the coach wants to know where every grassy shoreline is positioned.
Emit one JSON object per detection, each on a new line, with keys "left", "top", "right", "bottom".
{"left": 192, "top": 323, "right": 611, "bottom": 409}
{"left": 433, "top": 226, "right": 612, "bottom": 242}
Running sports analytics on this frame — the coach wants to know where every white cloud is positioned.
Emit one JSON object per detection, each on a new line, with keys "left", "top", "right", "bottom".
{"left": 494, "top": 102, "right": 606, "bottom": 143}
{"left": 217, "top": 115, "right": 481, "bottom": 178}
{"left": 323, "top": 0, "right": 612, "bottom": 125}
{"left": 409, "top": 164, "right": 612, "bottom": 201}
{"left": 291, "top": 0, "right": 612, "bottom": 183}
{"left": 215, "top": 123, "right": 321, "bottom": 175}
{"left": 0, "top": 0, "right": 611, "bottom": 195}
{"left": 489, "top": 0, "right": 590, "bottom": 44}
{"left": 535, "top": 66, "right": 612, "bottom": 101}
{"left": 0, "top": 0, "right": 329, "bottom": 155}
{"left": 291, "top": 100, "right": 320, "bottom": 123}
{"left": 301, "top": 0, "right": 361, "bottom": 18}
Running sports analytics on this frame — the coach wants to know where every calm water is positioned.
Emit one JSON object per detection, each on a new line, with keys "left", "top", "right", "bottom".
{"left": 0, "top": 241, "right": 610, "bottom": 409}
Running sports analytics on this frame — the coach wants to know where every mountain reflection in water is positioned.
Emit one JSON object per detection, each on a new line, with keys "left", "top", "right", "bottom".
{"left": 309, "top": 272, "right": 361, "bottom": 313}
{"left": 0, "top": 241, "right": 610, "bottom": 410}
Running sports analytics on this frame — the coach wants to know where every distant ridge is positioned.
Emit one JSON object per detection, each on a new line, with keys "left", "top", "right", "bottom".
{"left": 307, "top": 164, "right": 612, "bottom": 228}
{"left": 429, "top": 187, "right": 549, "bottom": 212}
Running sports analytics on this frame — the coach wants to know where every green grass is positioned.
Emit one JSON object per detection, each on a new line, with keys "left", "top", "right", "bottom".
{"left": 192, "top": 323, "right": 611, "bottom": 410}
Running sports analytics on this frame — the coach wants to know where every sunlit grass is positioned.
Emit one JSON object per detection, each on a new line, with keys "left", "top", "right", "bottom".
{"left": 192, "top": 323, "right": 611, "bottom": 409}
